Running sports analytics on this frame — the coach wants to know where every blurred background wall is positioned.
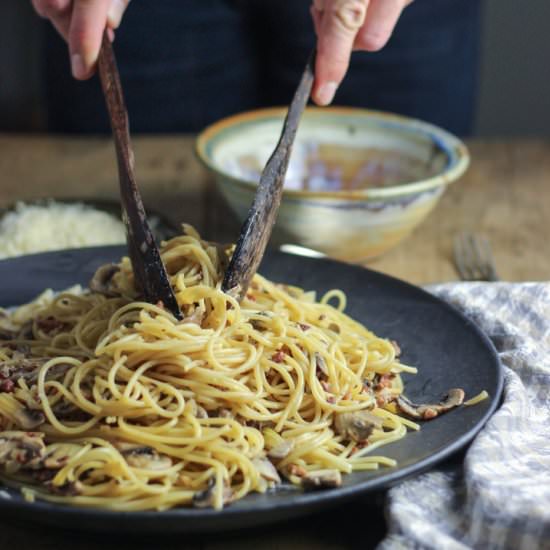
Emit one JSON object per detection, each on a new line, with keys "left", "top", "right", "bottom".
{"left": 1, "top": 0, "right": 549, "bottom": 136}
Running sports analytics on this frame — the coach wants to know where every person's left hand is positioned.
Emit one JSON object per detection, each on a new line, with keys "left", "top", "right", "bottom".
{"left": 31, "top": 0, "right": 131, "bottom": 80}
{"left": 310, "top": 0, "right": 413, "bottom": 106}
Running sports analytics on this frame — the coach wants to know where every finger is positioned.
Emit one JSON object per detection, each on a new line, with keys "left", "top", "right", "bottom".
{"left": 310, "top": 5, "right": 322, "bottom": 37}
{"left": 354, "top": 0, "right": 409, "bottom": 52}
{"left": 312, "top": 0, "right": 369, "bottom": 106}
{"left": 31, "top": 0, "right": 71, "bottom": 18}
{"left": 32, "top": 0, "right": 72, "bottom": 40}
{"left": 69, "top": 0, "right": 111, "bottom": 80}
{"left": 49, "top": 11, "right": 72, "bottom": 41}
{"left": 107, "top": 0, "right": 130, "bottom": 29}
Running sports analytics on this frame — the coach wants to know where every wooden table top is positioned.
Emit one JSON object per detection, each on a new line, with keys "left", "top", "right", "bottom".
{"left": 0, "top": 135, "right": 548, "bottom": 549}
{"left": 0, "top": 136, "right": 548, "bottom": 284}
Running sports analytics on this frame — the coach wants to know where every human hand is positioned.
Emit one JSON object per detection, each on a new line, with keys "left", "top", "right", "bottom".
{"left": 311, "top": 0, "right": 412, "bottom": 105}
{"left": 31, "top": 0, "right": 131, "bottom": 80}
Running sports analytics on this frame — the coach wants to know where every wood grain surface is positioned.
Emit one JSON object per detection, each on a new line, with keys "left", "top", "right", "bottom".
{"left": 0, "top": 135, "right": 548, "bottom": 549}
{"left": 0, "top": 136, "right": 548, "bottom": 284}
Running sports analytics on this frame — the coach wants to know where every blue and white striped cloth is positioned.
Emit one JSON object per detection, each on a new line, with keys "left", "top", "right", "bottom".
{"left": 379, "top": 283, "right": 550, "bottom": 550}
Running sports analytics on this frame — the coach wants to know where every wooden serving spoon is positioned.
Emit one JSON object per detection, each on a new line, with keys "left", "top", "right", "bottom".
{"left": 222, "top": 51, "right": 316, "bottom": 299}
{"left": 97, "top": 32, "right": 182, "bottom": 320}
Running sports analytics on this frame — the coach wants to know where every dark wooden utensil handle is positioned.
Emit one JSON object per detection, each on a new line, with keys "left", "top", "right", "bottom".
{"left": 97, "top": 32, "right": 182, "bottom": 319}
{"left": 222, "top": 50, "right": 315, "bottom": 298}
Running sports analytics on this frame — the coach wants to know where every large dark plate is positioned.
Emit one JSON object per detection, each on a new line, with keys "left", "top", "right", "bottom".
{"left": 0, "top": 246, "right": 502, "bottom": 533}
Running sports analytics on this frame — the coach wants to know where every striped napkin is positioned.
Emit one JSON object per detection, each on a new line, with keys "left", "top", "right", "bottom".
{"left": 379, "top": 283, "right": 550, "bottom": 550}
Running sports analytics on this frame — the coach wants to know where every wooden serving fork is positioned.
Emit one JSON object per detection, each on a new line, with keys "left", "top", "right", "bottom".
{"left": 222, "top": 51, "right": 316, "bottom": 299}
{"left": 97, "top": 33, "right": 182, "bottom": 319}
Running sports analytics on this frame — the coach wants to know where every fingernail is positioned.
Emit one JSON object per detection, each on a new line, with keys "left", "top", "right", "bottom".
{"left": 317, "top": 82, "right": 338, "bottom": 106}
{"left": 71, "top": 53, "right": 86, "bottom": 79}
{"left": 108, "top": 0, "right": 126, "bottom": 29}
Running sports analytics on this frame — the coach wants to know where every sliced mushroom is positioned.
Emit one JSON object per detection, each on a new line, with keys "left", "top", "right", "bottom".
{"left": 192, "top": 477, "right": 232, "bottom": 509}
{"left": 115, "top": 442, "right": 173, "bottom": 470}
{"left": 181, "top": 308, "right": 205, "bottom": 326}
{"left": 13, "top": 407, "right": 45, "bottom": 430}
{"left": 267, "top": 440, "right": 294, "bottom": 461}
{"left": 0, "top": 357, "right": 50, "bottom": 386}
{"left": 195, "top": 405, "right": 208, "bottom": 420}
{"left": 215, "top": 408, "right": 233, "bottom": 419}
{"left": 301, "top": 469, "right": 342, "bottom": 489}
{"left": 89, "top": 263, "right": 121, "bottom": 296}
{"left": 0, "top": 431, "right": 45, "bottom": 473}
{"left": 396, "top": 388, "right": 465, "bottom": 420}
{"left": 0, "top": 329, "right": 17, "bottom": 341}
{"left": 334, "top": 410, "right": 383, "bottom": 442}
{"left": 315, "top": 352, "right": 329, "bottom": 377}
{"left": 17, "top": 321, "right": 34, "bottom": 341}
{"left": 252, "top": 458, "right": 281, "bottom": 484}
{"left": 52, "top": 400, "right": 91, "bottom": 422}
{"left": 48, "top": 480, "right": 82, "bottom": 496}
{"left": 42, "top": 443, "right": 84, "bottom": 469}
{"left": 188, "top": 400, "right": 208, "bottom": 419}
{"left": 390, "top": 340, "right": 401, "bottom": 357}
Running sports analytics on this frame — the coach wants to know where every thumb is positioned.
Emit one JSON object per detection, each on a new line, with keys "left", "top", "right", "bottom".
{"left": 312, "top": 0, "right": 369, "bottom": 106}
{"left": 69, "top": 0, "right": 111, "bottom": 80}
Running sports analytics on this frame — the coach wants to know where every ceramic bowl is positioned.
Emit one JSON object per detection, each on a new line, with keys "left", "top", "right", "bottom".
{"left": 196, "top": 107, "right": 469, "bottom": 262}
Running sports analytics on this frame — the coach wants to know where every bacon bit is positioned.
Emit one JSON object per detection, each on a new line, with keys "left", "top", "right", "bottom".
{"left": 375, "top": 374, "right": 395, "bottom": 391}
{"left": 320, "top": 381, "right": 331, "bottom": 392}
{"left": 298, "top": 323, "right": 310, "bottom": 331}
{"left": 272, "top": 350, "right": 286, "bottom": 363}
{"left": 376, "top": 395, "right": 386, "bottom": 407}
{"left": 156, "top": 300, "right": 165, "bottom": 309}
{"left": 390, "top": 340, "right": 401, "bottom": 357}
{"left": 422, "top": 409, "right": 439, "bottom": 420}
{"left": 315, "top": 353, "right": 328, "bottom": 379}
{"left": 351, "top": 441, "right": 369, "bottom": 455}
{"left": 288, "top": 464, "right": 307, "bottom": 477}
{"left": 246, "top": 293, "right": 256, "bottom": 302}
{"left": 36, "top": 317, "right": 66, "bottom": 335}
{"left": 327, "top": 396, "right": 336, "bottom": 404}
{"left": 0, "top": 379, "right": 15, "bottom": 393}
{"left": 343, "top": 392, "right": 352, "bottom": 401}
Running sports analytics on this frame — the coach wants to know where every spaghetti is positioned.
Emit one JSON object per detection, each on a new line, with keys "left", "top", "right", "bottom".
{"left": 0, "top": 226, "right": 440, "bottom": 511}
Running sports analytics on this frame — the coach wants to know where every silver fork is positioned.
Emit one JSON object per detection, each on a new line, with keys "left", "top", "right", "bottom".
{"left": 453, "top": 232, "right": 500, "bottom": 281}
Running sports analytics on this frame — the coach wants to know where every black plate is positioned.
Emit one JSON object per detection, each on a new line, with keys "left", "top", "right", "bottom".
{"left": 0, "top": 246, "right": 502, "bottom": 533}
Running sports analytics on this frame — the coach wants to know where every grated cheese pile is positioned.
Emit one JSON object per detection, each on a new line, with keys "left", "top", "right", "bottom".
{"left": 0, "top": 201, "right": 126, "bottom": 259}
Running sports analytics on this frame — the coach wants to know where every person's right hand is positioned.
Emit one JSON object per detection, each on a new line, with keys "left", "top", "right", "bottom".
{"left": 31, "top": 0, "right": 131, "bottom": 80}
{"left": 311, "top": 0, "right": 413, "bottom": 106}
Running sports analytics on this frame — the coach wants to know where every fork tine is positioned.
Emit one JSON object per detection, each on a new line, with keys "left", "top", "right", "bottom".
{"left": 469, "top": 233, "right": 485, "bottom": 279}
{"left": 453, "top": 232, "right": 499, "bottom": 281}
{"left": 479, "top": 236, "right": 499, "bottom": 281}
{"left": 454, "top": 232, "right": 472, "bottom": 280}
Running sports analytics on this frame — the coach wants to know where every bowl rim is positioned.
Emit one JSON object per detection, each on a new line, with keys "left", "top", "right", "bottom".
{"left": 196, "top": 106, "right": 470, "bottom": 201}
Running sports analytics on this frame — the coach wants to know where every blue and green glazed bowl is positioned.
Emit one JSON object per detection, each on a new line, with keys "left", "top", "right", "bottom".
{"left": 196, "top": 107, "right": 469, "bottom": 262}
